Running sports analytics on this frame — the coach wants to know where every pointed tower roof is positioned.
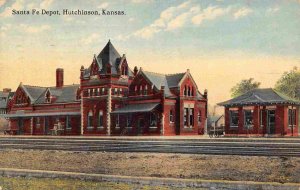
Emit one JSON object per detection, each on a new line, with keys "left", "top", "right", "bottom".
{"left": 97, "top": 40, "right": 121, "bottom": 75}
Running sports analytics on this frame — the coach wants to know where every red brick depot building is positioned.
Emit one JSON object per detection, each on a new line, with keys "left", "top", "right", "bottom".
{"left": 6, "top": 41, "right": 208, "bottom": 136}
{"left": 218, "top": 88, "right": 299, "bottom": 137}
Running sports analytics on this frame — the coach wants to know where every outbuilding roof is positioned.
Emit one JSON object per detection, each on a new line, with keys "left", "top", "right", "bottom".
{"left": 21, "top": 84, "right": 80, "bottom": 105}
{"left": 218, "top": 88, "right": 300, "bottom": 107}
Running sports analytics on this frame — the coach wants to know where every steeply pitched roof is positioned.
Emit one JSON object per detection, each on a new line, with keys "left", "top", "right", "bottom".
{"left": 97, "top": 40, "right": 121, "bottom": 75}
{"left": 218, "top": 88, "right": 300, "bottom": 106}
{"left": 83, "top": 40, "right": 133, "bottom": 77}
{"left": 166, "top": 73, "right": 185, "bottom": 88}
{"left": 141, "top": 70, "right": 173, "bottom": 97}
{"left": 21, "top": 85, "right": 46, "bottom": 103}
{"left": 34, "top": 84, "right": 80, "bottom": 104}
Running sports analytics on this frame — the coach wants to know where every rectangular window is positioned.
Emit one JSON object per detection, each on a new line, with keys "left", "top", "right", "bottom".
{"left": 169, "top": 110, "right": 173, "bottom": 123}
{"left": 66, "top": 116, "right": 71, "bottom": 129}
{"left": 150, "top": 113, "right": 157, "bottom": 128}
{"left": 98, "top": 111, "right": 103, "bottom": 128}
{"left": 189, "top": 108, "right": 194, "bottom": 127}
{"left": 198, "top": 111, "right": 202, "bottom": 123}
{"left": 36, "top": 117, "right": 40, "bottom": 128}
{"left": 230, "top": 110, "right": 239, "bottom": 127}
{"left": 288, "top": 109, "right": 296, "bottom": 127}
{"left": 184, "top": 108, "right": 188, "bottom": 127}
{"left": 260, "top": 109, "right": 263, "bottom": 128}
{"left": 115, "top": 114, "right": 120, "bottom": 128}
{"left": 126, "top": 114, "right": 132, "bottom": 128}
{"left": 244, "top": 110, "right": 254, "bottom": 128}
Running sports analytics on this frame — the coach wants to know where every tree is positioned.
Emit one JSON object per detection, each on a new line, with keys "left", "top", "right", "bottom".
{"left": 230, "top": 78, "right": 261, "bottom": 98}
{"left": 275, "top": 67, "right": 300, "bottom": 100}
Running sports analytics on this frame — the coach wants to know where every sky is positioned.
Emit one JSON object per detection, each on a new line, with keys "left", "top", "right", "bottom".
{"left": 0, "top": 0, "right": 300, "bottom": 107}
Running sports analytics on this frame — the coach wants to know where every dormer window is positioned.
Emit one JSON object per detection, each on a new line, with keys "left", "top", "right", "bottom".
{"left": 45, "top": 90, "right": 51, "bottom": 103}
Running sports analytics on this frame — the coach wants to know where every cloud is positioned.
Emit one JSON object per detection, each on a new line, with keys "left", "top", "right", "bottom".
{"left": 98, "top": 2, "right": 109, "bottom": 9}
{"left": 0, "top": 0, "right": 6, "bottom": 7}
{"left": 81, "top": 33, "right": 101, "bottom": 45}
{"left": 192, "top": 6, "right": 230, "bottom": 25}
{"left": 0, "top": 0, "right": 24, "bottom": 18}
{"left": 20, "top": 24, "right": 51, "bottom": 33}
{"left": 128, "top": 17, "right": 135, "bottom": 22}
{"left": 133, "top": 1, "right": 192, "bottom": 39}
{"left": 131, "top": 0, "right": 153, "bottom": 3}
{"left": 233, "top": 7, "right": 253, "bottom": 19}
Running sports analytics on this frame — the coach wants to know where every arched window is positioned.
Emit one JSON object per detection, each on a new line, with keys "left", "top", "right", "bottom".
{"left": 188, "top": 87, "right": 191, "bottom": 96}
{"left": 184, "top": 85, "right": 187, "bottom": 96}
{"left": 87, "top": 110, "right": 93, "bottom": 128}
{"left": 98, "top": 110, "right": 103, "bottom": 128}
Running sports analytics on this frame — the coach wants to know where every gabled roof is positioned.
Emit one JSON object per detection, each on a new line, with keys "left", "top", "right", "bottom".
{"left": 141, "top": 70, "right": 173, "bottom": 97}
{"left": 21, "top": 84, "right": 46, "bottom": 103}
{"left": 166, "top": 73, "right": 185, "bottom": 88}
{"left": 218, "top": 88, "right": 300, "bottom": 107}
{"left": 34, "top": 84, "right": 80, "bottom": 104}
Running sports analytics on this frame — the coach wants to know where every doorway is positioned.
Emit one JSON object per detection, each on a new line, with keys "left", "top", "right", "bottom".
{"left": 267, "top": 110, "right": 276, "bottom": 134}
{"left": 137, "top": 118, "right": 144, "bottom": 135}
{"left": 18, "top": 118, "right": 24, "bottom": 135}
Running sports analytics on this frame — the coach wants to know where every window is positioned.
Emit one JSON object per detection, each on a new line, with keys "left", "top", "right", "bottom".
{"left": 36, "top": 117, "right": 40, "bottom": 128}
{"left": 115, "top": 114, "right": 120, "bottom": 128}
{"left": 184, "top": 108, "right": 188, "bottom": 126}
{"left": 126, "top": 114, "right": 132, "bottom": 128}
{"left": 189, "top": 108, "right": 194, "bottom": 127}
{"left": 114, "top": 88, "right": 118, "bottom": 95}
{"left": 98, "top": 111, "right": 103, "bottom": 128}
{"left": 288, "top": 109, "right": 296, "bottom": 127}
{"left": 198, "top": 111, "right": 201, "bottom": 123}
{"left": 101, "top": 88, "right": 105, "bottom": 95}
{"left": 150, "top": 113, "right": 157, "bottom": 127}
{"left": 66, "top": 116, "right": 71, "bottom": 129}
{"left": 45, "top": 91, "right": 50, "bottom": 103}
{"left": 244, "top": 110, "right": 253, "bottom": 128}
{"left": 144, "top": 85, "right": 148, "bottom": 95}
{"left": 139, "top": 86, "right": 143, "bottom": 95}
{"left": 188, "top": 87, "right": 191, "bottom": 96}
{"left": 169, "top": 110, "right": 173, "bottom": 123}
{"left": 191, "top": 87, "right": 194, "bottom": 96}
{"left": 230, "top": 110, "right": 239, "bottom": 127}
{"left": 119, "top": 88, "right": 122, "bottom": 96}
{"left": 184, "top": 86, "right": 187, "bottom": 96}
{"left": 87, "top": 110, "right": 93, "bottom": 128}
{"left": 260, "top": 110, "right": 263, "bottom": 128}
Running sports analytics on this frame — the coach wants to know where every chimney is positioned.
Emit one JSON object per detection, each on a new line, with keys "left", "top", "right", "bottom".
{"left": 56, "top": 68, "right": 64, "bottom": 88}
{"left": 133, "top": 66, "right": 138, "bottom": 76}
{"left": 3, "top": 88, "right": 11, "bottom": 93}
{"left": 203, "top": 89, "right": 208, "bottom": 99}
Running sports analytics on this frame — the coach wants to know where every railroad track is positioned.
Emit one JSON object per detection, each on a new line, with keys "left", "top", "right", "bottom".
{"left": 0, "top": 137, "right": 299, "bottom": 157}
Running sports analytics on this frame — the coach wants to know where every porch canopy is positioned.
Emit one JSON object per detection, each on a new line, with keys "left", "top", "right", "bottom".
{"left": 218, "top": 88, "right": 300, "bottom": 107}
{"left": 111, "top": 103, "right": 160, "bottom": 114}
{"left": 4, "top": 111, "right": 81, "bottom": 118}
